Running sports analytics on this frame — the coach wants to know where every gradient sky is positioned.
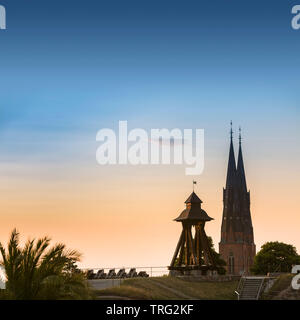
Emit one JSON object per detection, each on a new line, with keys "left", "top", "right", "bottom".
{"left": 0, "top": 0, "right": 299, "bottom": 268}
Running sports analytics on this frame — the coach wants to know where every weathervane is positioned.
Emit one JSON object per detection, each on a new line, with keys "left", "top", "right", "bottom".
{"left": 193, "top": 180, "right": 197, "bottom": 192}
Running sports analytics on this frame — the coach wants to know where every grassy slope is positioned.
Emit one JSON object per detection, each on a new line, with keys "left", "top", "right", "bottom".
{"left": 94, "top": 276, "right": 238, "bottom": 300}
{"left": 263, "top": 274, "right": 300, "bottom": 300}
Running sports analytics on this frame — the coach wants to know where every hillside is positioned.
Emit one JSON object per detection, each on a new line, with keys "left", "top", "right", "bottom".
{"left": 263, "top": 274, "right": 300, "bottom": 300}
{"left": 93, "top": 276, "right": 238, "bottom": 300}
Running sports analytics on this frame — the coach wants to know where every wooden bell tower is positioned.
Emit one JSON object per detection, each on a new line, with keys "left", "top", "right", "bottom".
{"left": 169, "top": 192, "right": 217, "bottom": 275}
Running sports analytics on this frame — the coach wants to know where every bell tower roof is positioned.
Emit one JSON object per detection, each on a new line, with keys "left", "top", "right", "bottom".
{"left": 184, "top": 191, "right": 203, "bottom": 204}
{"left": 175, "top": 191, "right": 213, "bottom": 222}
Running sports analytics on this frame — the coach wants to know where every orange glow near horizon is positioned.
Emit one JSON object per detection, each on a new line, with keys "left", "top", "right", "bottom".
{"left": 0, "top": 154, "right": 299, "bottom": 269}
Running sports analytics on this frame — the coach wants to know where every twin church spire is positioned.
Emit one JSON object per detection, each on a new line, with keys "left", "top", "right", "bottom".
{"left": 221, "top": 122, "right": 254, "bottom": 244}
{"left": 219, "top": 122, "right": 256, "bottom": 275}
{"left": 226, "top": 122, "right": 247, "bottom": 193}
{"left": 237, "top": 127, "right": 247, "bottom": 193}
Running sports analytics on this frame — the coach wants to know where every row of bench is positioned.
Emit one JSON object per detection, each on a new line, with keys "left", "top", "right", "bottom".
{"left": 87, "top": 268, "right": 149, "bottom": 279}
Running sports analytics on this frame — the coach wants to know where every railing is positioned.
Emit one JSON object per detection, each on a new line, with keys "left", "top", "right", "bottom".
{"left": 234, "top": 270, "right": 246, "bottom": 300}
{"left": 256, "top": 278, "right": 265, "bottom": 300}
{"left": 235, "top": 276, "right": 245, "bottom": 300}
{"left": 236, "top": 276, "right": 267, "bottom": 300}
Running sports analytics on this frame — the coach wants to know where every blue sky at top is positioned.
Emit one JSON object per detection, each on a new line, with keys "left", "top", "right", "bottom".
{"left": 0, "top": 0, "right": 299, "bottom": 167}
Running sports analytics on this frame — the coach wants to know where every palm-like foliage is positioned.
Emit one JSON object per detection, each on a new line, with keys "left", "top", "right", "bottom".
{"left": 0, "top": 229, "right": 91, "bottom": 299}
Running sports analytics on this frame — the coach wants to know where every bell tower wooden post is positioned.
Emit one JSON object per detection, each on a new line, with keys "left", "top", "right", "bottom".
{"left": 169, "top": 192, "right": 218, "bottom": 275}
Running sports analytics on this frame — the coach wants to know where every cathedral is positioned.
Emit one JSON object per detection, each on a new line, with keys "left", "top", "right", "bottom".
{"left": 219, "top": 125, "right": 256, "bottom": 275}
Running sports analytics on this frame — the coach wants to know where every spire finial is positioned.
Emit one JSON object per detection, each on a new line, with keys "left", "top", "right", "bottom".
{"left": 193, "top": 180, "right": 197, "bottom": 192}
{"left": 230, "top": 121, "right": 233, "bottom": 140}
{"left": 239, "top": 126, "right": 242, "bottom": 146}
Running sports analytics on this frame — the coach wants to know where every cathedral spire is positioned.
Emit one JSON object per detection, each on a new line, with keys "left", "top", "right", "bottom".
{"left": 226, "top": 121, "right": 236, "bottom": 190}
{"left": 219, "top": 125, "right": 256, "bottom": 275}
{"left": 237, "top": 127, "right": 247, "bottom": 192}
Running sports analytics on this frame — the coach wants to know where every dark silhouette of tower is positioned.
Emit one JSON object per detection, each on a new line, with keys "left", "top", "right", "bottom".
{"left": 169, "top": 191, "right": 217, "bottom": 276}
{"left": 219, "top": 124, "right": 256, "bottom": 275}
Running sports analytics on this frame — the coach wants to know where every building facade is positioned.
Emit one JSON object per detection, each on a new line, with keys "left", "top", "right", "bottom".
{"left": 219, "top": 127, "right": 256, "bottom": 275}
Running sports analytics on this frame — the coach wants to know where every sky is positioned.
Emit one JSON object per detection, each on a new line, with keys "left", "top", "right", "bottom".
{"left": 0, "top": 0, "right": 299, "bottom": 268}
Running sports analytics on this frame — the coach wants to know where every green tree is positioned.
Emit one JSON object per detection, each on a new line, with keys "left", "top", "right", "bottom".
{"left": 0, "top": 228, "right": 92, "bottom": 300}
{"left": 251, "top": 241, "right": 300, "bottom": 275}
{"left": 207, "top": 237, "right": 226, "bottom": 275}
